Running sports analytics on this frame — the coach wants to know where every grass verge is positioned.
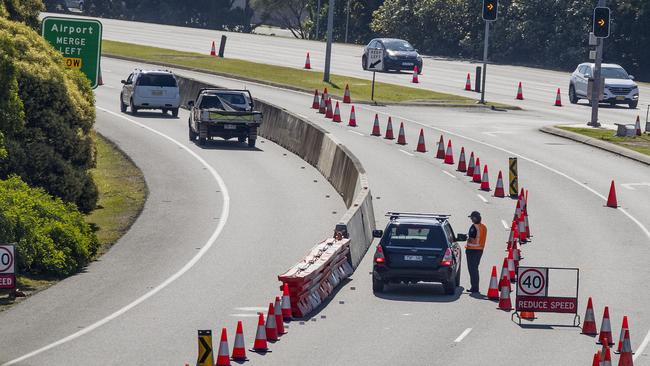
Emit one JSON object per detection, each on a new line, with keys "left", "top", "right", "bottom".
{"left": 557, "top": 126, "right": 650, "bottom": 156}
{"left": 1, "top": 134, "right": 147, "bottom": 310}
{"left": 102, "top": 39, "right": 510, "bottom": 107}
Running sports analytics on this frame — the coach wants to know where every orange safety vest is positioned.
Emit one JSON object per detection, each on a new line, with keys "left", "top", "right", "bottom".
{"left": 466, "top": 223, "right": 487, "bottom": 250}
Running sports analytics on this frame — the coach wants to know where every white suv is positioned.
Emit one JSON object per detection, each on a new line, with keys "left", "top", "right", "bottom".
{"left": 569, "top": 63, "right": 639, "bottom": 109}
{"left": 120, "top": 69, "right": 181, "bottom": 117}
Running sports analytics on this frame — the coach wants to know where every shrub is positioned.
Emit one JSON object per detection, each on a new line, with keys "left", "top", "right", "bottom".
{"left": 0, "top": 176, "right": 98, "bottom": 277}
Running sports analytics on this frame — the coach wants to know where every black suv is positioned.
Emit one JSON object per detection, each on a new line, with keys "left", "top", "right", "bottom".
{"left": 372, "top": 213, "right": 467, "bottom": 295}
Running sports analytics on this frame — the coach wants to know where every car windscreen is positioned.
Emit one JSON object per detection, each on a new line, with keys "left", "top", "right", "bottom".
{"left": 383, "top": 224, "right": 447, "bottom": 249}
{"left": 136, "top": 74, "right": 177, "bottom": 87}
{"left": 383, "top": 40, "right": 415, "bottom": 52}
{"left": 602, "top": 67, "right": 629, "bottom": 79}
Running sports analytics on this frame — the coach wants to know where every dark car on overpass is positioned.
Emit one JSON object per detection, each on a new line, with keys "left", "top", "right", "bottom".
{"left": 372, "top": 212, "right": 466, "bottom": 295}
{"left": 362, "top": 38, "right": 423, "bottom": 73}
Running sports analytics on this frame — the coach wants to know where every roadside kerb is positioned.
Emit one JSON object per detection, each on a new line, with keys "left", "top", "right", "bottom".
{"left": 540, "top": 125, "right": 650, "bottom": 166}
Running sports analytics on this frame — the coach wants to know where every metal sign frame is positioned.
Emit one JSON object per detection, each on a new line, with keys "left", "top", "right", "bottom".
{"left": 0, "top": 244, "right": 16, "bottom": 289}
{"left": 513, "top": 266, "right": 580, "bottom": 326}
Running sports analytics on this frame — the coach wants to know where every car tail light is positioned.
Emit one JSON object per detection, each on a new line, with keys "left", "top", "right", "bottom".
{"left": 374, "top": 245, "right": 385, "bottom": 264}
{"left": 440, "top": 248, "right": 454, "bottom": 266}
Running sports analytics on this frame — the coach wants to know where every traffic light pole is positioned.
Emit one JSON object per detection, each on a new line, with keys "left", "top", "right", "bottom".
{"left": 323, "top": 0, "right": 334, "bottom": 82}
{"left": 589, "top": 0, "right": 606, "bottom": 127}
{"left": 480, "top": 21, "right": 490, "bottom": 104}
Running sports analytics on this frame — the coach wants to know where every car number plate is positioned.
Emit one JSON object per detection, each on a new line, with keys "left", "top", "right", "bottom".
{"left": 224, "top": 124, "right": 237, "bottom": 130}
{"left": 402, "top": 62, "right": 414, "bottom": 66}
{"left": 151, "top": 90, "right": 163, "bottom": 96}
{"left": 616, "top": 96, "right": 625, "bottom": 101}
{"left": 404, "top": 255, "right": 422, "bottom": 261}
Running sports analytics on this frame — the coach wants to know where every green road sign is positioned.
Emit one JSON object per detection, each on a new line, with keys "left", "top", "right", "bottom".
{"left": 41, "top": 16, "right": 102, "bottom": 89}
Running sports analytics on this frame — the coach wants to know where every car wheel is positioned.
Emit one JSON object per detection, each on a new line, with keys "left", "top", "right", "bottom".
{"left": 443, "top": 275, "right": 457, "bottom": 295}
{"left": 569, "top": 85, "right": 579, "bottom": 104}
{"left": 119, "top": 94, "right": 127, "bottom": 113}
{"left": 629, "top": 101, "right": 638, "bottom": 109}
{"left": 171, "top": 108, "right": 179, "bottom": 117}
{"left": 162, "top": 109, "right": 168, "bottom": 115}
{"left": 238, "top": 136, "right": 247, "bottom": 143}
{"left": 188, "top": 120, "right": 197, "bottom": 141}
{"left": 455, "top": 267, "right": 461, "bottom": 286}
{"left": 198, "top": 137, "right": 206, "bottom": 146}
{"left": 248, "top": 138, "right": 256, "bottom": 148}
{"left": 130, "top": 98, "right": 138, "bottom": 115}
{"left": 362, "top": 55, "right": 367, "bottom": 70}
{"left": 372, "top": 276, "right": 384, "bottom": 293}
{"left": 417, "top": 64, "right": 423, "bottom": 74}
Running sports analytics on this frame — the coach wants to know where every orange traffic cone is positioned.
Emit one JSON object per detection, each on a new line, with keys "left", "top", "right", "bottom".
{"left": 480, "top": 165, "right": 490, "bottom": 191}
{"left": 518, "top": 211, "right": 527, "bottom": 242}
{"left": 616, "top": 316, "right": 630, "bottom": 353}
{"left": 385, "top": 117, "right": 394, "bottom": 140}
{"left": 343, "top": 84, "right": 351, "bottom": 103}
{"left": 348, "top": 105, "right": 357, "bottom": 127}
{"left": 516, "top": 82, "right": 524, "bottom": 100}
{"left": 618, "top": 329, "right": 634, "bottom": 366}
{"left": 436, "top": 135, "right": 445, "bottom": 159}
{"left": 312, "top": 89, "right": 320, "bottom": 109}
{"left": 304, "top": 52, "right": 311, "bottom": 69}
{"left": 599, "top": 306, "right": 615, "bottom": 346}
{"left": 487, "top": 266, "right": 499, "bottom": 300}
{"left": 498, "top": 276, "right": 512, "bottom": 310}
{"left": 602, "top": 344, "right": 613, "bottom": 366}
{"left": 251, "top": 313, "right": 268, "bottom": 353}
{"left": 457, "top": 147, "right": 467, "bottom": 172}
{"left": 274, "top": 297, "right": 286, "bottom": 335}
{"left": 582, "top": 297, "right": 598, "bottom": 335}
{"left": 210, "top": 41, "right": 217, "bottom": 56}
{"left": 500, "top": 257, "right": 511, "bottom": 286}
{"left": 325, "top": 98, "right": 334, "bottom": 118}
{"left": 265, "top": 303, "right": 278, "bottom": 341}
{"left": 444, "top": 140, "right": 454, "bottom": 165}
{"left": 507, "top": 248, "right": 516, "bottom": 282}
{"left": 472, "top": 158, "right": 482, "bottom": 183}
{"left": 467, "top": 152, "right": 475, "bottom": 177}
{"left": 465, "top": 73, "right": 472, "bottom": 91}
{"left": 397, "top": 122, "right": 407, "bottom": 145}
{"left": 606, "top": 180, "right": 618, "bottom": 208}
{"left": 318, "top": 94, "right": 326, "bottom": 114}
{"left": 281, "top": 283, "right": 292, "bottom": 320}
{"left": 592, "top": 351, "right": 601, "bottom": 366}
{"left": 216, "top": 328, "right": 230, "bottom": 366}
{"left": 416, "top": 129, "right": 426, "bottom": 152}
{"left": 554, "top": 88, "right": 563, "bottom": 106}
{"left": 332, "top": 101, "right": 342, "bottom": 122}
{"left": 323, "top": 87, "right": 329, "bottom": 101}
{"left": 635, "top": 116, "right": 642, "bottom": 136}
{"left": 494, "top": 171, "right": 505, "bottom": 197}
{"left": 412, "top": 66, "right": 419, "bottom": 83}
{"left": 231, "top": 321, "right": 247, "bottom": 361}
{"left": 371, "top": 114, "right": 381, "bottom": 136}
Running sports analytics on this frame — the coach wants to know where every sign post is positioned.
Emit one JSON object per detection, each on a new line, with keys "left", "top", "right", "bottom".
{"left": 0, "top": 244, "right": 16, "bottom": 290}
{"left": 508, "top": 157, "right": 518, "bottom": 198}
{"left": 480, "top": 0, "right": 498, "bottom": 104}
{"left": 589, "top": 2, "right": 609, "bottom": 127}
{"left": 367, "top": 48, "right": 383, "bottom": 103}
{"left": 41, "top": 16, "right": 103, "bottom": 89}
{"left": 514, "top": 266, "right": 580, "bottom": 326}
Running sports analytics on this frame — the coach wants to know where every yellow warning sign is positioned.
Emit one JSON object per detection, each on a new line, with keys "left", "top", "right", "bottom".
{"left": 509, "top": 157, "right": 518, "bottom": 197}
{"left": 197, "top": 330, "right": 214, "bottom": 366}
{"left": 64, "top": 57, "right": 82, "bottom": 69}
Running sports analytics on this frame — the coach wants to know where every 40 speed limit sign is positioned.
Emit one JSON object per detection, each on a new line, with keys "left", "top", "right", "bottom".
{"left": 0, "top": 244, "right": 16, "bottom": 289}
{"left": 517, "top": 267, "right": 548, "bottom": 297}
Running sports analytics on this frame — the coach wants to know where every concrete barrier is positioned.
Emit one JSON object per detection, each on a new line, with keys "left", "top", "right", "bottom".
{"left": 178, "top": 75, "right": 376, "bottom": 269}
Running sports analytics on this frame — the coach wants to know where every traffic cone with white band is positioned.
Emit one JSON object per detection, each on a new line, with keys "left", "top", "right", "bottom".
{"left": 319, "top": 94, "right": 326, "bottom": 114}
{"left": 436, "top": 135, "right": 445, "bottom": 159}
{"left": 554, "top": 88, "right": 563, "bottom": 106}
{"left": 457, "top": 147, "right": 467, "bottom": 172}
{"left": 397, "top": 122, "right": 407, "bottom": 145}
{"left": 487, "top": 266, "right": 499, "bottom": 300}
{"left": 516, "top": 82, "right": 524, "bottom": 100}
{"left": 599, "top": 306, "right": 615, "bottom": 346}
{"left": 494, "top": 171, "right": 505, "bottom": 197}
{"left": 498, "top": 276, "right": 512, "bottom": 310}
{"left": 480, "top": 165, "right": 490, "bottom": 191}
{"left": 465, "top": 73, "right": 472, "bottom": 91}
{"left": 348, "top": 105, "right": 357, "bottom": 127}
{"left": 618, "top": 329, "right": 634, "bottom": 366}
{"left": 592, "top": 351, "right": 600, "bottom": 366}
{"left": 635, "top": 116, "right": 642, "bottom": 136}
{"left": 412, "top": 66, "right": 419, "bottom": 83}
{"left": 500, "top": 257, "right": 511, "bottom": 286}
{"left": 325, "top": 98, "right": 334, "bottom": 118}
{"left": 607, "top": 180, "right": 618, "bottom": 208}
{"left": 343, "top": 84, "right": 352, "bottom": 103}
{"left": 473, "top": 158, "right": 482, "bottom": 183}
{"left": 332, "top": 102, "right": 342, "bottom": 122}
{"left": 616, "top": 316, "right": 630, "bottom": 353}
{"left": 312, "top": 90, "right": 320, "bottom": 109}
{"left": 265, "top": 303, "right": 278, "bottom": 341}
{"left": 582, "top": 297, "right": 598, "bottom": 335}
{"left": 371, "top": 114, "right": 381, "bottom": 136}
{"left": 215, "top": 328, "right": 230, "bottom": 366}
{"left": 231, "top": 321, "right": 247, "bottom": 361}
{"left": 507, "top": 248, "right": 516, "bottom": 282}
{"left": 210, "top": 41, "right": 217, "bottom": 56}
{"left": 281, "top": 283, "right": 292, "bottom": 320}
{"left": 467, "top": 152, "right": 475, "bottom": 177}
{"left": 304, "top": 52, "right": 311, "bottom": 69}
{"left": 385, "top": 117, "right": 395, "bottom": 139}
{"left": 274, "top": 297, "right": 286, "bottom": 335}
{"left": 251, "top": 313, "right": 268, "bottom": 352}
{"left": 444, "top": 140, "right": 454, "bottom": 164}
{"left": 416, "top": 129, "right": 426, "bottom": 152}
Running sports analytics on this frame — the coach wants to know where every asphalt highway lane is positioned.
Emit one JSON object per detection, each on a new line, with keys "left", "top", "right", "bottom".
{"left": 0, "top": 58, "right": 345, "bottom": 365}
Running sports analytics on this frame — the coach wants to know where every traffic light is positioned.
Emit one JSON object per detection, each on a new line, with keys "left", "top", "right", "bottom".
{"left": 593, "top": 7, "right": 610, "bottom": 38}
{"left": 482, "top": 0, "right": 498, "bottom": 21}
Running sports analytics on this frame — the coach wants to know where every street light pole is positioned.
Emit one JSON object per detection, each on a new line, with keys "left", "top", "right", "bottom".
{"left": 344, "top": 0, "right": 350, "bottom": 43}
{"left": 589, "top": 0, "right": 606, "bottom": 127}
{"left": 480, "top": 21, "right": 490, "bottom": 104}
{"left": 323, "top": 0, "right": 335, "bottom": 82}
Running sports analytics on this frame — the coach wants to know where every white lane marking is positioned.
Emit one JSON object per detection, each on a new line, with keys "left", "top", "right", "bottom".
{"left": 442, "top": 170, "right": 456, "bottom": 179}
{"left": 454, "top": 328, "right": 473, "bottom": 343}
{"left": 483, "top": 131, "right": 515, "bottom": 137}
{"left": 348, "top": 130, "right": 365, "bottom": 136}
{"left": 635, "top": 327, "right": 650, "bottom": 361}
{"left": 234, "top": 307, "right": 268, "bottom": 312}
{"left": 622, "top": 182, "right": 650, "bottom": 190}
{"left": 230, "top": 314, "right": 263, "bottom": 318}
{"left": 477, "top": 194, "right": 488, "bottom": 203}
{"left": 501, "top": 220, "right": 509, "bottom": 230}
{"left": 399, "top": 149, "right": 414, "bottom": 157}
{"left": 1, "top": 108, "right": 232, "bottom": 366}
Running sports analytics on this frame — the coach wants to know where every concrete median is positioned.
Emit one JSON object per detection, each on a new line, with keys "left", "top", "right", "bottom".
{"left": 176, "top": 74, "right": 376, "bottom": 269}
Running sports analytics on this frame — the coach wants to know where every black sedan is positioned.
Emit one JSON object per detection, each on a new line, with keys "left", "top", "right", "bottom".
{"left": 362, "top": 38, "right": 423, "bottom": 73}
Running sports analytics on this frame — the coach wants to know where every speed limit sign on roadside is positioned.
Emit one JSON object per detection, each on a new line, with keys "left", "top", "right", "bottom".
{"left": 516, "top": 267, "right": 548, "bottom": 297}
{"left": 0, "top": 244, "right": 16, "bottom": 289}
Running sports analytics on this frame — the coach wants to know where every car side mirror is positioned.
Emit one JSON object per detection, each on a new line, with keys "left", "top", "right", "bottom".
{"left": 187, "top": 100, "right": 194, "bottom": 107}
{"left": 455, "top": 234, "right": 468, "bottom": 242}
{"left": 372, "top": 230, "right": 383, "bottom": 238}
{"left": 629, "top": 75, "right": 635, "bottom": 80}
{"left": 120, "top": 80, "right": 126, "bottom": 84}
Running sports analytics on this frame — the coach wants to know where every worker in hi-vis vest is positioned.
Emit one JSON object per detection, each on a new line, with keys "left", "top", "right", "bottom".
{"left": 465, "top": 211, "right": 487, "bottom": 293}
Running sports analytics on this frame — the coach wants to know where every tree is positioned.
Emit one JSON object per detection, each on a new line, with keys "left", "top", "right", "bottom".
{"left": 253, "top": 0, "right": 312, "bottom": 38}
{"left": 0, "top": 0, "right": 44, "bottom": 30}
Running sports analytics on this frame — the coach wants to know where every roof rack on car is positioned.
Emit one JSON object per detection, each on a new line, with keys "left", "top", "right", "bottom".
{"left": 385, "top": 212, "right": 451, "bottom": 221}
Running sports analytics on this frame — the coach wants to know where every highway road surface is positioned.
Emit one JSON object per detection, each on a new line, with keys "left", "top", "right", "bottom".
{"left": 4, "top": 14, "right": 649, "bottom": 365}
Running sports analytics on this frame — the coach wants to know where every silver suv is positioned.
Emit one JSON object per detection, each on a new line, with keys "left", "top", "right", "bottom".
{"left": 120, "top": 69, "right": 181, "bottom": 117}
{"left": 569, "top": 63, "right": 639, "bottom": 109}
